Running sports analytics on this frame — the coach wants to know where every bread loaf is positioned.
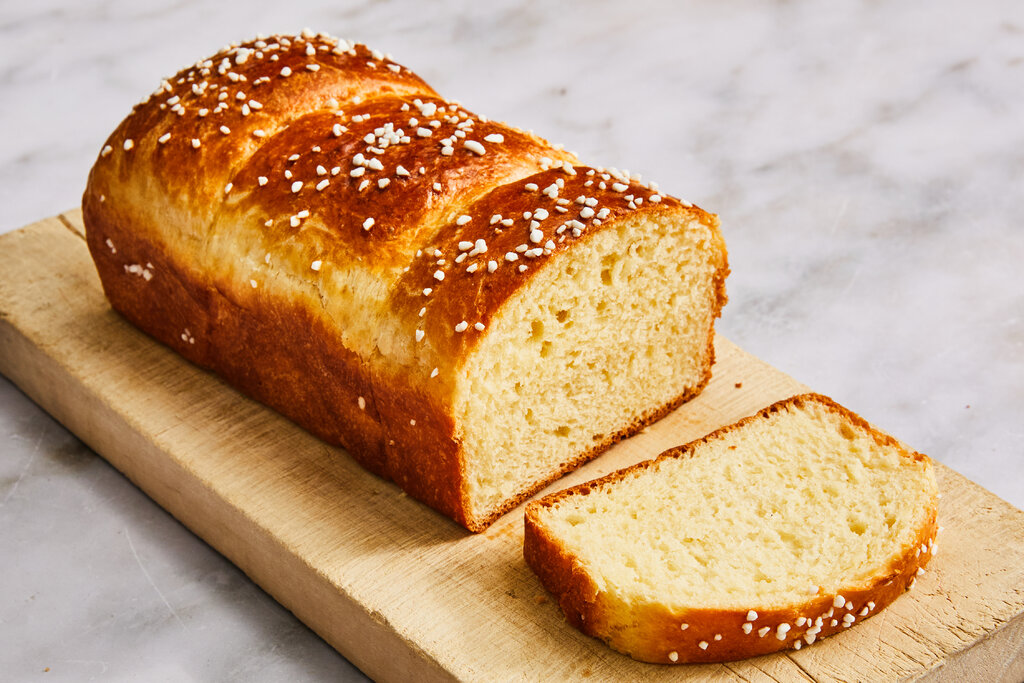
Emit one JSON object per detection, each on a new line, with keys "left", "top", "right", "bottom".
{"left": 82, "top": 31, "right": 728, "bottom": 531}
{"left": 524, "top": 393, "right": 939, "bottom": 662}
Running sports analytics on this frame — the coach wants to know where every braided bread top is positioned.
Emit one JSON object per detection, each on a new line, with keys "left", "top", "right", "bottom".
{"left": 84, "top": 30, "right": 712, "bottom": 383}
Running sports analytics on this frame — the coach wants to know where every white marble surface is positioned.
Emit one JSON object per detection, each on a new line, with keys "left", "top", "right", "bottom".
{"left": 2, "top": 0, "right": 1022, "bottom": 680}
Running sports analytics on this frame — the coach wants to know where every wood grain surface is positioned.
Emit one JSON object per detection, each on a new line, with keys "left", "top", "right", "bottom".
{"left": 2, "top": 212, "right": 1023, "bottom": 682}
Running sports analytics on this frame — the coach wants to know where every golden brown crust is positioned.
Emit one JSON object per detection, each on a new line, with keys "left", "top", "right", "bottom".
{"left": 390, "top": 168, "right": 719, "bottom": 363}
{"left": 83, "top": 31, "right": 728, "bottom": 531}
{"left": 94, "top": 35, "right": 435, "bottom": 220}
{"left": 84, "top": 201, "right": 390, "bottom": 474}
{"left": 524, "top": 393, "right": 940, "bottom": 663}
{"left": 220, "top": 95, "right": 575, "bottom": 270}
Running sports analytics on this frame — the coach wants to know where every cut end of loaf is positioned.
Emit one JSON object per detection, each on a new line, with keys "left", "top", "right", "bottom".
{"left": 454, "top": 208, "right": 726, "bottom": 527}
{"left": 524, "top": 393, "right": 939, "bottom": 663}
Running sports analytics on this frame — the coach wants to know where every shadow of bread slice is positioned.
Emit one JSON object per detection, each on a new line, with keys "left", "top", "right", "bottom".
{"left": 523, "top": 393, "right": 939, "bottom": 663}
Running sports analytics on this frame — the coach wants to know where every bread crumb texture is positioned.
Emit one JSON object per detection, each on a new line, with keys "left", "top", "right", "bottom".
{"left": 526, "top": 394, "right": 939, "bottom": 663}
{"left": 458, "top": 212, "right": 722, "bottom": 521}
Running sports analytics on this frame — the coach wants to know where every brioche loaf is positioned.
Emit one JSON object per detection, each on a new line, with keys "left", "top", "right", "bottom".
{"left": 524, "top": 393, "right": 939, "bottom": 663}
{"left": 82, "top": 31, "right": 728, "bottom": 531}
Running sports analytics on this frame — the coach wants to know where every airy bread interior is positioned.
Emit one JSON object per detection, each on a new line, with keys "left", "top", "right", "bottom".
{"left": 456, "top": 212, "right": 723, "bottom": 521}
{"left": 533, "top": 396, "right": 936, "bottom": 609}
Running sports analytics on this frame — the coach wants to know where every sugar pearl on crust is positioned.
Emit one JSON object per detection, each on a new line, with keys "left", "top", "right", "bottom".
{"left": 310, "top": 260, "right": 322, "bottom": 271}
{"left": 454, "top": 321, "right": 468, "bottom": 333}
{"left": 668, "top": 651, "right": 678, "bottom": 662}
{"left": 758, "top": 626, "right": 770, "bottom": 638}
{"left": 742, "top": 623, "right": 753, "bottom": 634}
{"left": 746, "top": 611, "right": 758, "bottom": 622}
{"left": 776, "top": 623, "right": 791, "bottom": 640}
{"left": 833, "top": 595, "right": 846, "bottom": 608}
{"left": 679, "top": 623, "right": 688, "bottom": 631}
{"left": 698, "top": 641, "right": 708, "bottom": 650}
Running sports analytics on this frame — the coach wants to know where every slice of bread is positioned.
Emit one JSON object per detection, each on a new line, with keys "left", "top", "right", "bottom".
{"left": 523, "top": 393, "right": 939, "bottom": 663}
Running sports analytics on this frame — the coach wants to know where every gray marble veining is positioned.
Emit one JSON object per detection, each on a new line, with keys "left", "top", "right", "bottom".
{"left": 2, "top": 1, "right": 1022, "bottom": 680}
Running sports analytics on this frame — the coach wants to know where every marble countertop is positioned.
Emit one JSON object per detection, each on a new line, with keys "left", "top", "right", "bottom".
{"left": 2, "top": 1, "right": 1021, "bottom": 680}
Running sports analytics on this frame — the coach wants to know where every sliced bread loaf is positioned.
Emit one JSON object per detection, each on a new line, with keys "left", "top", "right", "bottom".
{"left": 83, "top": 32, "right": 728, "bottom": 531}
{"left": 523, "top": 393, "right": 939, "bottom": 663}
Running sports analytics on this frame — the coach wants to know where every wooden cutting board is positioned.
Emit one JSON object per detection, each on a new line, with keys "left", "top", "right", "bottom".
{"left": 2, "top": 211, "right": 1023, "bottom": 682}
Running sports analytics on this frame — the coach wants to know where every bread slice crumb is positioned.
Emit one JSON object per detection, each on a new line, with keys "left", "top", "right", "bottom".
{"left": 524, "top": 393, "right": 939, "bottom": 663}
